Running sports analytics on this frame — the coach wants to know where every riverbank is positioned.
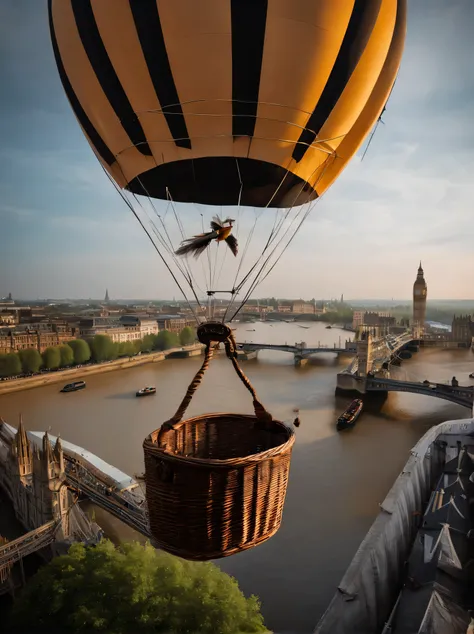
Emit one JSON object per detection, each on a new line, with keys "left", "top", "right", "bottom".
{"left": 0, "top": 345, "right": 204, "bottom": 396}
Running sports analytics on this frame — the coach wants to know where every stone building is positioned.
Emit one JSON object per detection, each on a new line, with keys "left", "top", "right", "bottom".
{"left": 352, "top": 310, "right": 392, "bottom": 330}
{"left": 156, "top": 316, "right": 193, "bottom": 333}
{"left": 292, "top": 300, "right": 315, "bottom": 314}
{"left": 0, "top": 325, "right": 78, "bottom": 354}
{"left": 0, "top": 418, "right": 71, "bottom": 539}
{"left": 451, "top": 315, "right": 473, "bottom": 343}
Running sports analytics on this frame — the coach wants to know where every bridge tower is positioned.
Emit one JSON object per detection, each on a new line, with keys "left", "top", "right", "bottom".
{"left": 32, "top": 433, "right": 70, "bottom": 537}
{"left": 356, "top": 331, "right": 373, "bottom": 377}
{"left": 413, "top": 262, "right": 427, "bottom": 339}
{"left": 11, "top": 416, "right": 34, "bottom": 527}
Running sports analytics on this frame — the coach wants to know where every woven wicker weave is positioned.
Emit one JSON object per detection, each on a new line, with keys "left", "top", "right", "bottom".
{"left": 143, "top": 324, "right": 298, "bottom": 560}
{"left": 143, "top": 412, "right": 295, "bottom": 560}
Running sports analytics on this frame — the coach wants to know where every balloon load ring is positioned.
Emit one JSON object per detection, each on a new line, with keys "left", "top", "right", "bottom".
{"left": 143, "top": 323, "right": 295, "bottom": 561}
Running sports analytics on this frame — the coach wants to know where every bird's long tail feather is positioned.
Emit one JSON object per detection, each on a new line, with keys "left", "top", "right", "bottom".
{"left": 175, "top": 231, "right": 217, "bottom": 258}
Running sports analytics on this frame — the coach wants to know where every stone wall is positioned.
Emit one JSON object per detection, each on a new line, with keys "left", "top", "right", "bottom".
{"left": 0, "top": 345, "right": 203, "bottom": 395}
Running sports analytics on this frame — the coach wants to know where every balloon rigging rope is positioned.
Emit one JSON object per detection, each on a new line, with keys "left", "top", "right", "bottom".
{"left": 98, "top": 162, "right": 201, "bottom": 325}
{"left": 229, "top": 152, "right": 337, "bottom": 321}
{"left": 230, "top": 154, "right": 330, "bottom": 307}
{"left": 103, "top": 124, "right": 343, "bottom": 325}
{"left": 138, "top": 174, "right": 204, "bottom": 298}
{"left": 119, "top": 162, "right": 206, "bottom": 309}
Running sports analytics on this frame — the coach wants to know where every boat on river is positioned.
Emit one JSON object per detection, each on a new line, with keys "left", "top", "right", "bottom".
{"left": 469, "top": 372, "right": 474, "bottom": 379}
{"left": 60, "top": 380, "right": 86, "bottom": 393}
{"left": 336, "top": 398, "right": 363, "bottom": 431}
{"left": 136, "top": 386, "right": 156, "bottom": 397}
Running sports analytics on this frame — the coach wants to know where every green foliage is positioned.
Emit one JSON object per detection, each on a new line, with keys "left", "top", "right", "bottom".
{"left": 42, "top": 347, "right": 61, "bottom": 370}
{"left": 59, "top": 344, "right": 74, "bottom": 367}
{"left": 18, "top": 348, "right": 42, "bottom": 373}
{"left": 0, "top": 353, "right": 22, "bottom": 378}
{"left": 67, "top": 338, "right": 91, "bottom": 364}
{"left": 179, "top": 326, "right": 195, "bottom": 346}
{"left": 110, "top": 342, "right": 120, "bottom": 361}
{"left": 154, "top": 330, "right": 179, "bottom": 351}
{"left": 89, "top": 334, "right": 116, "bottom": 362}
{"left": 8, "top": 539, "right": 267, "bottom": 634}
{"left": 118, "top": 341, "right": 136, "bottom": 357}
{"left": 132, "top": 339, "right": 143, "bottom": 355}
{"left": 141, "top": 333, "right": 157, "bottom": 353}
{"left": 318, "top": 308, "right": 353, "bottom": 324}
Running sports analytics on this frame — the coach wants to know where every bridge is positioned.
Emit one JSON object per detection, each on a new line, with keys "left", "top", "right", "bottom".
{"left": 65, "top": 470, "right": 149, "bottom": 537}
{"left": 236, "top": 341, "right": 356, "bottom": 366}
{"left": 0, "top": 521, "right": 57, "bottom": 573}
{"left": 366, "top": 377, "right": 474, "bottom": 409}
{"left": 237, "top": 332, "right": 416, "bottom": 369}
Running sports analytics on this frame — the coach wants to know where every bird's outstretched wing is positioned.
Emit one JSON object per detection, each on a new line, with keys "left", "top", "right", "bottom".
{"left": 225, "top": 233, "right": 238, "bottom": 256}
{"left": 211, "top": 215, "right": 223, "bottom": 231}
{"left": 175, "top": 231, "right": 218, "bottom": 258}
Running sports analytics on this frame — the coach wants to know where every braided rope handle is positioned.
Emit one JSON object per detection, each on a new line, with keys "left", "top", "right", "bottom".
{"left": 161, "top": 343, "right": 215, "bottom": 431}
{"left": 225, "top": 332, "right": 272, "bottom": 425}
{"left": 159, "top": 331, "right": 272, "bottom": 435}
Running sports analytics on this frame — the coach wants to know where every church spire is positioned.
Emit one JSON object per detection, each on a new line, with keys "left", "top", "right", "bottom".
{"left": 54, "top": 434, "right": 65, "bottom": 474}
{"left": 16, "top": 414, "right": 31, "bottom": 463}
{"left": 42, "top": 431, "right": 54, "bottom": 465}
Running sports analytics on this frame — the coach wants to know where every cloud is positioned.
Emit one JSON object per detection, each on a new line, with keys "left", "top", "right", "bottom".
{"left": 1, "top": 0, "right": 474, "bottom": 300}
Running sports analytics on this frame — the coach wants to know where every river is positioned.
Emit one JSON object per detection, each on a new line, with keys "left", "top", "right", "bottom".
{"left": 0, "top": 321, "right": 472, "bottom": 633}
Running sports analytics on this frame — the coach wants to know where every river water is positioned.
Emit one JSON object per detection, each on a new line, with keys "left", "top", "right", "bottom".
{"left": 0, "top": 321, "right": 472, "bottom": 633}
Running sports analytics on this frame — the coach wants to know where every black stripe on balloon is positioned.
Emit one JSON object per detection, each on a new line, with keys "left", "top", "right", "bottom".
{"left": 231, "top": 0, "right": 268, "bottom": 138}
{"left": 48, "top": 1, "right": 115, "bottom": 166}
{"left": 129, "top": 0, "right": 191, "bottom": 150}
{"left": 292, "top": 0, "right": 383, "bottom": 163}
{"left": 71, "top": 0, "right": 151, "bottom": 156}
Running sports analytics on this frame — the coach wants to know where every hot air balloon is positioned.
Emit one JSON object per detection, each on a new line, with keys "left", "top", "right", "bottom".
{"left": 48, "top": 0, "right": 407, "bottom": 561}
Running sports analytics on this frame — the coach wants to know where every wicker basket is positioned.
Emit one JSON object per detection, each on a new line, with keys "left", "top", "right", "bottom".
{"left": 143, "top": 412, "right": 295, "bottom": 561}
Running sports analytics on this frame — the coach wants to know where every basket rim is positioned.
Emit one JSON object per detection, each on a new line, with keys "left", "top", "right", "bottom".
{"left": 143, "top": 412, "right": 296, "bottom": 467}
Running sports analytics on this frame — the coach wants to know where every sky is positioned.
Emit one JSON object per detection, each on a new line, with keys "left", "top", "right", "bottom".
{"left": 1, "top": 0, "right": 473, "bottom": 302}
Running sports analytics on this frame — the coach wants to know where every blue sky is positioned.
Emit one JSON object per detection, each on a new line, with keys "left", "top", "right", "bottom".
{"left": 1, "top": 0, "right": 473, "bottom": 301}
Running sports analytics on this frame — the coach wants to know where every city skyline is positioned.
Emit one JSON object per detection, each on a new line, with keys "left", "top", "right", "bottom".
{"left": 1, "top": 1, "right": 473, "bottom": 300}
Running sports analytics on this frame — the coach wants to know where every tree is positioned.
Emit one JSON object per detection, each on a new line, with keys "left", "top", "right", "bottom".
{"left": 179, "top": 326, "right": 195, "bottom": 346}
{"left": 0, "top": 353, "right": 22, "bottom": 378}
{"left": 7, "top": 540, "right": 267, "bottom": 634}
{"left": 42, "top": 347, "right": 61, "bottom": 370}
{"left": 59, "top": 344, "right": 74, "bottom": 368}
{"left": 118, "top": 341, "right": 136, "bottom": 357}
{"left": 89, "top": 334, "right": 115, "bottom": 362}
{"left": 154, "top": 330, "right": 179, "bottom": 351}
{"left": 141, "top": 334, "right": 157, "bottom": 353}
{"left": 132, "top": 339, "right": 142, "bottom": 355}
{"left": 68, "top": 339, "right": 91, "bottom": 364}
{"left": 18, "top": 348, "right": 42, "bottom": 374}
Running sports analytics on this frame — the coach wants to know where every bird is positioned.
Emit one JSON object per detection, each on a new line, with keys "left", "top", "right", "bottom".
{"left": 175, "top": 215, "right": 238, "bottom": 258}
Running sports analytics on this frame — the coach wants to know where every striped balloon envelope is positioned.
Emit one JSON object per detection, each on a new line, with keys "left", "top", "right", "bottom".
{"left": 48, "top": 0, "right": 406, "bottom": 209}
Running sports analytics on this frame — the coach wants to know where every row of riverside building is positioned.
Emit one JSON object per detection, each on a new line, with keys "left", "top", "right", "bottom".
{"left": 0, "top": 310, "right": 195, "bottom": 355}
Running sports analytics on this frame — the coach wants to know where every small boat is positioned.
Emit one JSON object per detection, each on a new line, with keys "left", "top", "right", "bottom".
{"left": 136, "top": 386, "right": 156, "bottom": 397}
{"left": 326, "top": 325, "right": 332, "bottom": 329}
{"left": 336, "top": 399, "right": 363, "bottom": 431}
{"left": 60, "top": 380, "right": 86, "bottom": 393}
{"left": 469, "top": 372, "right": 474, "bottom": 379}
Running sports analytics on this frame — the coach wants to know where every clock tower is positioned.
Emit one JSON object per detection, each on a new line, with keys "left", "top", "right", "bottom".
{"left": 412, "top": 262, "right": 427, "bottom": 339}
